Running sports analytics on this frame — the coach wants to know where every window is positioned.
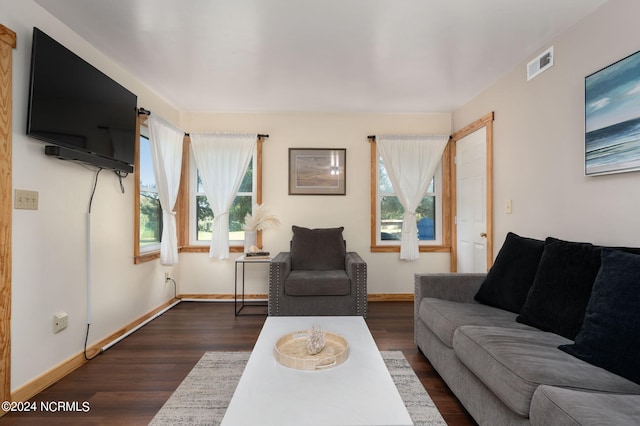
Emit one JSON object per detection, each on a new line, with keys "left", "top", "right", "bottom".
{"left": 135, "top": 131, "right": 264, "bottom": 260}
{"left": 370, "top": 141, "right": 451, "bottom": 252}
{"left": 138, "top": 133, "right": 162, "bottom": 253}
{"left": 135, "top": 122, "right": 164, "bottom": 264}
{"left": 189, "top": 151, "right": 257, "bottom": 248}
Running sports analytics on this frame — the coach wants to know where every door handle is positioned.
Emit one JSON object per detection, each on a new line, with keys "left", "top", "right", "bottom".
{"left": 480, "top": 232, "right": 487, "bottom": 238}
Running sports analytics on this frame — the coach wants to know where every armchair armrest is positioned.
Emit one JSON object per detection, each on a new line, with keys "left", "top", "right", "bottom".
{"left": 345, "top": 252, "right": 366, "bottom": 280}
{"left": 346, "top": 252, "right": 368, "bottom": 317}
{"left": 414, "top": 273, "right": 486, "bottom": 322}
{"left": 269, "top": 252, "right": 291, "bottom": 315}
{"left": 271, "top": 251, "right": 292, "bottom": 274}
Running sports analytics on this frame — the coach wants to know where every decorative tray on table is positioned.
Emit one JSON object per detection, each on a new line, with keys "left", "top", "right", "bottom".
{"left": 274, "top": 330, "right": 349, "bottom": 370}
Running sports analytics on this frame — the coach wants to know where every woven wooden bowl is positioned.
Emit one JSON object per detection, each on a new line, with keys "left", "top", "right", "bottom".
{"left": 274, "top": 330, "right": 349, "bottom": 370}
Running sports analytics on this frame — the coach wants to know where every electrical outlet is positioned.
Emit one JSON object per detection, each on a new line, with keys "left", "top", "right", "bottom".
{"left": 165, "top": 272, "right": 170, "bottom": 282}
{"left": 53, "top": 312, "right": 68, "bottom": 333}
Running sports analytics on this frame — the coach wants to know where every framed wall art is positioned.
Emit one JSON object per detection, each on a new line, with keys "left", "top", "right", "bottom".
{"left": 288, "top": 148, "right": 346, "bottom": 195}
{"left": 585, "top": 49, "right": 640, "bottom": 176}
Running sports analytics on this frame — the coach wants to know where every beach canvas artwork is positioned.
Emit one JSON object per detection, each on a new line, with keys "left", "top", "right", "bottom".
{"left": 288, "top": 148, "right": 346, "bottom": 195}
{"left": 585, "top": 50, "right": 640, "bottom": 175}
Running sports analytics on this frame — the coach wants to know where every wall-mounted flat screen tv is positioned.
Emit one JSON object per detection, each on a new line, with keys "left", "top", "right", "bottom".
{"left": 27, "top": 27, "right": 137, "bottom": 173}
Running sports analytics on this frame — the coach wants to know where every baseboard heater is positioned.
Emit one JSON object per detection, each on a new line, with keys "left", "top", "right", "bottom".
{"left": 45, "top": 145, "right": 134, "bottom": 173}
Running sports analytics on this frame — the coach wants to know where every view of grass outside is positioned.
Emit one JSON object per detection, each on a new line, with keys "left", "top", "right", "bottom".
{"left": 140, "top": 192, "right": 162, "bottom": 246}
{"left": 196, "top": 195, "right": 251, "bottom": 241}
{"left": 380, "top": 196, "right": 435, "bottom": 240}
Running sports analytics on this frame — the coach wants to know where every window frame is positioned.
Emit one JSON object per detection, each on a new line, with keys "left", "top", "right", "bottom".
{"left": 180, "top": 137, "right": 264, "bottom": 254}
{"left": 134, "top": 118, "right": 162, "bottom": 263}
{"left": 188, "top": 147, "right": 257, "bottom": 247}
{"left": 133, "top": 131, "right": 266, "bottom": 261}
{"left": 369, "top": 139, "right": 452, "bottom": 253}
{"left": 376, "top": 162, "right": 443, "bottom": 246}
{"left": 138, "top": 132, "right": 163, "bottom": 253}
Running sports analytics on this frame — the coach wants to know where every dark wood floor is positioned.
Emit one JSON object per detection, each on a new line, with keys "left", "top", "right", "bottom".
{"left": 1, "top": 301, "right": 476, "bottom": 425}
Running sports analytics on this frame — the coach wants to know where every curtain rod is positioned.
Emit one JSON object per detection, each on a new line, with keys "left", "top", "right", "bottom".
{"left": 137, "top": 107, "right": 269, "bottom": 139}
{"left": 183, "top": 133, "right": 269, "bottom": 139}
{"left": 367, "top": 135, "right": 452, "bottom": 141}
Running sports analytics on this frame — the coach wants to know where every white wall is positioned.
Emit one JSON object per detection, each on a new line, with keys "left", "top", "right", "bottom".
{"left": 3, "top": 0, "right": 180, "bottom": 391}
{"left": 7, "top": 0, "right": 631, "bottom": 396}
{"left": 178, "top": 112, "right": 452, "bottom": 296}
{"left": 453, "top": 0, "right": 640, "bottom": 251}
{"left": 3, "top": 1, "right": 452, "bottom": 392}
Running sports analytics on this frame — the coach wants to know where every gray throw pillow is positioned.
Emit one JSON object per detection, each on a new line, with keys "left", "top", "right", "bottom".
{"left": 291, "top": 226, "right": 345, "bottom": 270}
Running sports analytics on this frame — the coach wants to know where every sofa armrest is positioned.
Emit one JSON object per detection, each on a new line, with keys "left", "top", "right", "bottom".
{"left": 269, "top": 252, "right": 291, "bottom": 315}
{"left": 414, "top": 273, "right": 486, "bottom": 321}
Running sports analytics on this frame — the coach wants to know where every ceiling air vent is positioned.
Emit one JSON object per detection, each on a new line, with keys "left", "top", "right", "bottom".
{"left": 527, "top": 46, "right": 554, "bottom": 81}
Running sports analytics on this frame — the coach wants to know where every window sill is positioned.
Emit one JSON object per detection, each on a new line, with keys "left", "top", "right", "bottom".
{"left": 135, "top": 245, "right": 246, "bottom": 263}
{"left": 179, "top": 245, "right": 244, "bottom": 253}
{"left": 370, "top": 245, "right": 451, "bottom": 253}
{"left": 134, "top": 251, "right": 161, "bottom": 264}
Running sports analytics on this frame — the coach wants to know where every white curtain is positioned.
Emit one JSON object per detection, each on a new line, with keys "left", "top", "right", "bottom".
{"left": 377, "top": 134, "right": 449, "bottom": 261}
{"left": 190, "top": 133, "right": 256, "bottom": 260}
{"left": 147, "top": 115, "right": 184, "bottom": 265}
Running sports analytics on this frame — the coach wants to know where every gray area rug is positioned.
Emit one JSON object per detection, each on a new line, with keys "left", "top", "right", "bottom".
{"left": 150, "top": 351, "right": 446, "bottom": 425}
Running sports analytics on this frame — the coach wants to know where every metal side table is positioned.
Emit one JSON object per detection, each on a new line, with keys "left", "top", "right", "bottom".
{"left": 234, "top": 255, "right": 270, "bottom": 316}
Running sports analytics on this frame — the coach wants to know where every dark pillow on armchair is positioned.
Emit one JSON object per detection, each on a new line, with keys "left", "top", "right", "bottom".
{"left": 559, "top": 248, "right": 640, "bottom": 385}
{"left": 516, "top": 237, "right": 602, "bottom": 340}
{"left": 291, "top": 226, "right": 346, "bottom": 270}
{"left": 474, "top": 232, "right": 545, "bottom": 314}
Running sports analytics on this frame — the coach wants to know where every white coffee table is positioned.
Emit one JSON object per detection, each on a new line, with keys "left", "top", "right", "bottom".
{"left": 221, "top": 316, "right": 413, "bottom": 426}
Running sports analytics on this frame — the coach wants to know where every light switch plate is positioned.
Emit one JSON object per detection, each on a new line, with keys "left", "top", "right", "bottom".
{"left": 15, "top": 189, "right": 39, "bottom": 210}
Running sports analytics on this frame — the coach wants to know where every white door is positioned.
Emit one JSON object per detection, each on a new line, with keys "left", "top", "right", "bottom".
{"left": 456, "top": 127, "right": 487, "bottom": 273}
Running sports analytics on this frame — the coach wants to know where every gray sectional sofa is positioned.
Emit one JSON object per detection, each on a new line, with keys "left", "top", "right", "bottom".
{"left": 414, "top": 233, "right": 640, "bottom": 425}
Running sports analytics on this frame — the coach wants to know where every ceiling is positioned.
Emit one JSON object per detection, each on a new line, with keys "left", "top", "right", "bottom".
{"left": 34, "top": 0, "right": 608, "bottom": 113}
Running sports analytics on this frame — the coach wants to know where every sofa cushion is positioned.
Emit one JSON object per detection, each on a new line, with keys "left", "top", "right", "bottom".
{"left": 291, "top": 226, "right": 346, "bottom": 270}
{"left": 517, "top": 237, "right": 602, "bottom": 340}
{"left": 419, "top": 298, "right": 535, "bottom": 348}
{"left": 474, "top": 232, "right": 545, "bottom": 314}
{"left": 530, "top": 385, "right": 640, "bottom": 426}
{"left": 559, "top": 248, "right": 640, "bottom": 385}
{"left": 453, "top": 325, "right": 640, "bottom": 417}
{"left": 284, "top": 270, "right": 350, "bottom": 296}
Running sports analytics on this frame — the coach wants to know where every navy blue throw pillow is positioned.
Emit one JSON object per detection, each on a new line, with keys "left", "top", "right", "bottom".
{"left": 474, "top": 232, "right": 545, "bottom": 314}
{"left": 516, "top": 238, "right": 602, "bottom": 340}
{"left": 559, "top": 249, "right": 640, "bottom": 385}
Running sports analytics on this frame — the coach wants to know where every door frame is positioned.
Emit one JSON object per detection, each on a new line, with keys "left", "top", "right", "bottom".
{"left": 1, "top": 23, "right": 16, "bottom": 410}
{"left": 450, "top": 112, "right": 494, "bottom": 272}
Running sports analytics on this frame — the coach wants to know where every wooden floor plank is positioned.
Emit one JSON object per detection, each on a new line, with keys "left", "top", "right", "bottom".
{"left": 2, "top": 301, "right": 475, "bottom": 425}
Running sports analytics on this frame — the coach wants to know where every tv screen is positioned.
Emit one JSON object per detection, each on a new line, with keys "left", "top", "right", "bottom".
{"left": 27, "top": 27, "right": 137, "bottom": 173}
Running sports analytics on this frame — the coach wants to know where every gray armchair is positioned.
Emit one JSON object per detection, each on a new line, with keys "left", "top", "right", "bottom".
{"left": 268, "top": 226, "right": 367, "bottom": 317}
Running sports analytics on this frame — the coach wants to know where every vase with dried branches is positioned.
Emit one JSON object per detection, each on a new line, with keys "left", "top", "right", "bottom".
{"left": 242, "top": 204, "right": 280, "bottom": 253}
